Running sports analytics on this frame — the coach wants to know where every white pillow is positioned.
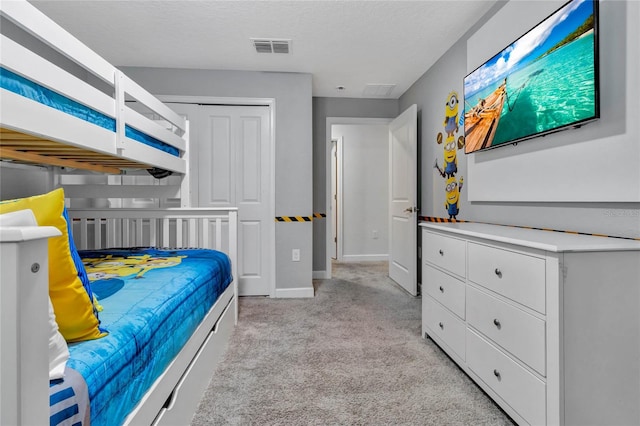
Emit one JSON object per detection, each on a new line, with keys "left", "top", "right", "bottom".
{"left": 48, "top": 298, "right": 70, "bottom": 380}
{"left": 0, "top": 209, "right": 70, "bottom": 379}
{"left": 0, "top": 209, "right": 38, "bottom": 226}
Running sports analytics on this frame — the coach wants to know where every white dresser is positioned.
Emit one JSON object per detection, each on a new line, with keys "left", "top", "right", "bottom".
{"left": 420, "top": 222, "right": 640, "bottom": 426}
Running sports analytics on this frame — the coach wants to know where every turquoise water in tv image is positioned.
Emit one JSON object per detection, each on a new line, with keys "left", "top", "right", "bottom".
{"left": 490, "top": 32, "right": 596, "bottom": 147}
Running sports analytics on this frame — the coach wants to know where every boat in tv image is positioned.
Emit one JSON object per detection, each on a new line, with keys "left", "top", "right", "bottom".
{"left": 464, "top": 0, "right": 599, "bottom": 154}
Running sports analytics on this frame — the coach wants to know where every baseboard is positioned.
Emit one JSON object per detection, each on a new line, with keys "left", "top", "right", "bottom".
{"left": 312, "top": 270, "right": 329, "bottom": 279}
{"left": 341, "top": 254, "right": 389, "bottom": 262}
{"left": 274, "top": 287, "right": 315, "bottom": 298}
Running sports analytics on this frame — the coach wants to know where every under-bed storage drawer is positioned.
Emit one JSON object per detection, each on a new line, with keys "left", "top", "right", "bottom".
{"left": 153, "top": 298, "right": 235, "bottom": 426}
{"left": 466, "top": 329, "right": 546, "bottom": 426}
{"left": 424, "top": 264, "right": 465, "bottom": 319}
{"left": 467, "top": 286, "right": 546, "bottom": 375}
{"left": 468, "top": 242, "right": 546, "bottom": 314}
{"left": 423, "top": 296, "right": 465, "bottom": 361}
{"left": 423, "top": 231, "right": 466, "bottom": 278}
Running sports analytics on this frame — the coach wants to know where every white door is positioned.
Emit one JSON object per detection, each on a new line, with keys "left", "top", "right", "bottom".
{"left": 195, "top": 105, "right": 272, "bottom": 296}
{"left": 388, "top": 104, "right": 418, "bottom": 295}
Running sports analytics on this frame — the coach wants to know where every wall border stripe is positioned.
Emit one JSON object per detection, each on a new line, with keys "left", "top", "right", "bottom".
{"left": 419, "top": 216, "right": 640, "bottom": 242}
{"left": 276, "top": 213, "right": 326, "bottom": 222}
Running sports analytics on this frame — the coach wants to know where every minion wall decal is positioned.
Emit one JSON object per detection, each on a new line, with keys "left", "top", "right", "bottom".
{"left": 445, "top": 176, "right": 464, "bottom": 219}
{"left": 434, "top": 91, "right": 465, "bottom": 219}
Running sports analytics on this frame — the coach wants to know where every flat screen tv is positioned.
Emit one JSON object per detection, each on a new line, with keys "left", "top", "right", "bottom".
{"left": 463, "top": 0, "right": 599, "bottom": 154}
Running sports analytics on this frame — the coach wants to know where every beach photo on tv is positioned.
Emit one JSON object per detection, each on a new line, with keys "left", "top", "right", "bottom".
{"left": 463, "top": 0, "right": 598, "bottom": 154}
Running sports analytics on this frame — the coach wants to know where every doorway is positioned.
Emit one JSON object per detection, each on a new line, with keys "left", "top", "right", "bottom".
{"left": 325, "top": 106, "right": 417, "bottom": 295}
{"left": 325, "top": 117, "right": 391, "bottom": 275}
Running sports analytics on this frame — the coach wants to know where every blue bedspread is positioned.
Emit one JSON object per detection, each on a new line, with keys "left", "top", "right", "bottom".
{"left": 0, "top": 67, "right": 180, "bottom": 157}
{"left": 68, "top": 248, "right": 232, "bottom": 426}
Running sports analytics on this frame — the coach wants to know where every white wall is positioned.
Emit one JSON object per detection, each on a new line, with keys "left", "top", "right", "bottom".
{"left": 333, "top": 124, "right": 389, "bottom": 261}
{"left": 400, "top": 0, "right": 639, "bottom": 240}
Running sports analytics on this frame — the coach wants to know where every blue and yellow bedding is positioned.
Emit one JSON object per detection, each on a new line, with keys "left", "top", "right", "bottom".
{"left": 0, "top": 67, "right": 180, "bottom": 157}
{"left": 63, "top": 247, "right": 232, "bottom": 426}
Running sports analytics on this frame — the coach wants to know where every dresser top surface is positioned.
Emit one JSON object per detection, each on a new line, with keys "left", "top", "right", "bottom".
{"left": 420, "top": 222, "right": 640, "bottom": 253}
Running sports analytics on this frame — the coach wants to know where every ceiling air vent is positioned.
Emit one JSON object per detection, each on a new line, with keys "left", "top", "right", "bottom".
{"left": 251, "top": 39, "right": 291, "bottom": 54}
{"left": 363, "top": 84, "right": 397, "bottom": 98}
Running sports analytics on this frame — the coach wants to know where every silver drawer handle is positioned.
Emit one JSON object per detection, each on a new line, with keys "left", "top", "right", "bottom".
{"left": 493, "top": 318, "right": 501, "bottom": 329}
{"left": 494, "top": 268, "right": 502, "bottom": 278}
{"left": 494, "top": 369, "right": 501, "bottom": 380}
{"left": 438, "top": 322, "right": 444, "bottom": 330}
{"left": 439, "top": 285, "right": 444, "bottom": 293}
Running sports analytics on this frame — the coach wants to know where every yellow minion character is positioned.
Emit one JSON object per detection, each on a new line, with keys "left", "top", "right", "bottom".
{"left": 445, "top": 176, "right": 464, "bottom": 219}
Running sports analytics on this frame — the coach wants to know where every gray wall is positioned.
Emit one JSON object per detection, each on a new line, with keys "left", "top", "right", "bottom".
{"left": 0, "top": 164, "right": 51, "bottom": 200}
{"left": 400, "top": 0, "right": 640, "bottom": 239}
{"left": 120, "top": 67, "right": 314, "bottom": 292}
{"left": 312, "top": 97, "right": 399, "bottom": 273}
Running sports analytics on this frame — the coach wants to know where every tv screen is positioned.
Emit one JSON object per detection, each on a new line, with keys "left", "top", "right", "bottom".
{"left": 463, "top": 0, "right": 599, "bottom": 154}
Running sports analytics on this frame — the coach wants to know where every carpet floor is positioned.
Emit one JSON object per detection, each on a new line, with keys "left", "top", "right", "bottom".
{"left": 191, "top": 261, "right": 515, "bottom": 425}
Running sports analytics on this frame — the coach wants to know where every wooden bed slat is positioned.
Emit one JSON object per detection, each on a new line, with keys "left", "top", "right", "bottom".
{"left": 1, "top": 127, "right": 158, "bottom": 172}
{"left": 0, "top": 146, "right": 121, "bottom": 174}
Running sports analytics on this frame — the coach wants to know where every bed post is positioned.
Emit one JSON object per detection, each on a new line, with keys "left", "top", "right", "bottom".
{"left": 0, "top": 226, "right": 61, "bottom": 426}
{"left": 228, "top": 209, "right": 238, "bottom": 324}
{"left": 180, "top": 121, "right": 191, "bottom": 207}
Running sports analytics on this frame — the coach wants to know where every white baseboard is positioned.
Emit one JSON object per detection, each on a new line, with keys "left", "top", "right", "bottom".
{"left": 274, "top": 286, "right": 314, "bottom": 298}
{"left": 341, "top": 254, "right": 389, "bottom": 262}
{"left": 312, "top": 270, "right": 330, "bottom": 279}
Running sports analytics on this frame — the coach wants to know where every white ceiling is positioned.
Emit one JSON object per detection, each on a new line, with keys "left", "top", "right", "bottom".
{"left": 30, "top": 0, "right": 498, "bottom": 99}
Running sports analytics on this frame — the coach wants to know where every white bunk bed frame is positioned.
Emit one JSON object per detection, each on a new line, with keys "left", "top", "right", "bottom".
{"left": 1, "top": 208, "right": 238, "bottom": 426}
{"left": 0, "top": 1, "right": 237, "bottom": 424}
{"left": 0, "top": 0, "right": 188, "bottom": 179}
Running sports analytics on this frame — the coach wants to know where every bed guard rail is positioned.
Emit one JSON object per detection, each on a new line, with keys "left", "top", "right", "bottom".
{"left": 68, "top": 208, "right": 238, "bottom": 255}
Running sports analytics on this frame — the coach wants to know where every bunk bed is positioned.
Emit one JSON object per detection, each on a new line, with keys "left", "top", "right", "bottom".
{"left": 0, "top": 0, "right": 188, "bottom": 178}
{"left": 0, "top": 1, "right": 236, "bottom": 425}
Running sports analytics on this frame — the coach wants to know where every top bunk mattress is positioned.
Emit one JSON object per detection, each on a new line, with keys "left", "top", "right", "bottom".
{"left": 0, "top": 67, "right": 179, "bottom": 157}
{"left": 69, "top": 247, "right": 233, "bottom": 426}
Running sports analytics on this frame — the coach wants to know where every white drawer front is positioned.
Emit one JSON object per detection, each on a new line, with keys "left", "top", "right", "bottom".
{"left": 467, "top": 286, "right": 546, "bottom": 375}
{"left": 468, "top": 242, "right": 546, "bottom": 313}
{"left": 423, "top": 231, "right": 466, "bottom": 278}
{"left": 424, "top": 264, "right": 465, "bottom": 319}
{"left": 423, "top": 296, "right": 466, "bottom": 361}
{"left": 467, "top": 329, "right": 546, "bottom": 426}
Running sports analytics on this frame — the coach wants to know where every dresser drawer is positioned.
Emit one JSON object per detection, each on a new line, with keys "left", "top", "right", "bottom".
{"left": 467, "top": 286, "right": 546, "bottom": 375}
{"left": 424, "top": 264, "right": 465, "bottom": 319}
{"left": 423, "top": 296, "right": 465, "bottom": 361}
{"left": 423, "top": 231, "right": 466, "bottom": 278}
{"left": 466, "top": 329, "right": 546, "bottom": 426}
{"left": 468, "top": 242, "right": 546, "bottom": 313}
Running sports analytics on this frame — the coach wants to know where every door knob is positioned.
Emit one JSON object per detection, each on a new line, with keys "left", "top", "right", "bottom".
{"left": 404, "top": 206, "right": 419, "bottom": 213}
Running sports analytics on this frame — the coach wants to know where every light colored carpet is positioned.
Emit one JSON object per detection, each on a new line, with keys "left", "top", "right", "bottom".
{"left": 191, "top": 261, "right": 514, "bottom": 425}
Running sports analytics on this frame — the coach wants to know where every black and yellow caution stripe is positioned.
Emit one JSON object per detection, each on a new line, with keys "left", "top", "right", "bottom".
{"left": 419, "top": 216, "right": 640, "bottom": 242}
{"left": 275, "top": 213, "right": 326, "bottom": 222}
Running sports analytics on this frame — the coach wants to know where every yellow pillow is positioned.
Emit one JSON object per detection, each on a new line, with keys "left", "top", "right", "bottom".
{"left": 0, "top": 188, "right": 106, "bottom": 342}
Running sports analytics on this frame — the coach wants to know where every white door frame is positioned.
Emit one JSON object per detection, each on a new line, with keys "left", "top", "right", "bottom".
{"left": 325, "top": 117, "right": 392, "bottom": 279}
{"left": 331, "top": 138, "right": 339, "bottom": 260}
{"left": 158, "top": 95, "right": 276, "bottom": 298}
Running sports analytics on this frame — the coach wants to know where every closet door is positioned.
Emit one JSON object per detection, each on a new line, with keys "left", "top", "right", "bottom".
{"left": 197, "top": 105, "right": 272, "bottom": 296}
